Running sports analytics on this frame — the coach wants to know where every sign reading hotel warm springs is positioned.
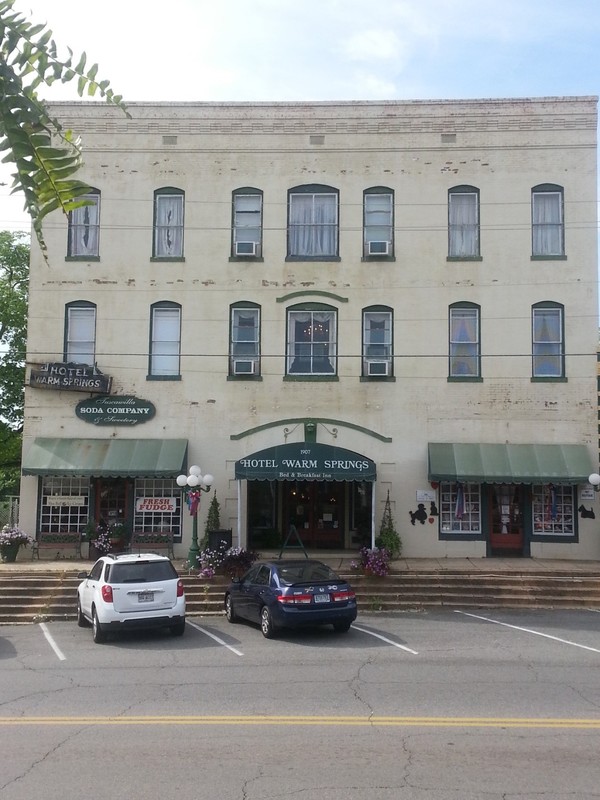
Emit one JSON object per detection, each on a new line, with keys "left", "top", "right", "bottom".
{"left": 30, "top": 362, "right": 112, "bottom": 394}
{"left": 235, "top": 443, "right": 376, "bottom": 482}
{"left": 75, "top": 395, "right": 156, "bottom": 426}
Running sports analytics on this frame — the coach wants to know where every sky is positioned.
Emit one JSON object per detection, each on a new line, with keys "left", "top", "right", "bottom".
{"left": 0, "top": 0, "right": 599, "bottom": 231}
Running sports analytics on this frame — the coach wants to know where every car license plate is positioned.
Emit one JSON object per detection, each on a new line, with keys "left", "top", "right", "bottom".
{"left": 314, "top": 593, "right": 330, "bottom": 603}
{"left": 138, "top": 592, "right": 154, "bottom": 603}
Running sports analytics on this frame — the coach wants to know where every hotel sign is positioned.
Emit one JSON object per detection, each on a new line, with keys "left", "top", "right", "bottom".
{"left": 235, "top": 443, "right": 376, "bottom": 482}
{"left": 30, "top": 362, "right": 112, "bottom": 394}
{"left": 76, "top": 395, "right": 156, "bottom": 426}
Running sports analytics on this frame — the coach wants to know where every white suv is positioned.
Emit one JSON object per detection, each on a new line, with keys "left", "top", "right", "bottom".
{"left": 77, "top": 553, "right": 186, "bottom": 643}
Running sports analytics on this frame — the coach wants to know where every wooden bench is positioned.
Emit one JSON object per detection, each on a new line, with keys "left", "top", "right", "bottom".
{"left": 32, "top": 532, "right": 82, "bottom": 560}
{"left": 130, "top": 531, "right": 174, "bottom": 559}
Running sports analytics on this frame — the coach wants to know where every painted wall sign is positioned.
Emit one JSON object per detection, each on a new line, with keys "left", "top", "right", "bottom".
{"left": 44, "top": 496, "right": 85, "bottom": 507}
{"left": 75, "top": 395, "right": 156, "bottom": 426}
{"left": 135, "top": 497, "right": 177, "bottom": 513}
{"left": 30, "top": 362, "right": 112, "bottom": 394}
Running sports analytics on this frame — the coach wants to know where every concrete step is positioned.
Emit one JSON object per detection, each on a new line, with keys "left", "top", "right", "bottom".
{"left": 1, "top": 570, "right": 600, "bottom": 624}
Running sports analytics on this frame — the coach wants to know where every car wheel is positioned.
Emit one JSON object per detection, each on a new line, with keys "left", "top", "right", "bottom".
{"left": 260, "top": 605, "right": 276, "bottom": 639}
{"left": 76, "top": 597, "right": 88, "bottom": 627}
{"left": 225, "top": 594, "right": 238, "bottom": 623}
{"left": 333, "top": 621, "right": 351, "bottom": 633}
{"left": 170, "top": 619, "right": 186, "bottom": 636}
{"left": 92, "top": 608, "right": 107, "bottom": 644}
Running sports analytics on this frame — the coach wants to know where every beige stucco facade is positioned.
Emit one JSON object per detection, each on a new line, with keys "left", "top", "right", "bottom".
{"left": 19, "top": 96, "right": 600, "bottom": 560}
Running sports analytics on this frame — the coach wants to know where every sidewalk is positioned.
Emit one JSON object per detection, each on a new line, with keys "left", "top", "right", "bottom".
{"left": 2, "top": 554, "right": 600, "bottom": 575}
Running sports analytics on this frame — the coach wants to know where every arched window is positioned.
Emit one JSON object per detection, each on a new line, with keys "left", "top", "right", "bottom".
{"left": 148, "top": 301, "right": 181, "bottom": 378}
{"left": 232, "top": 188, "right": 263, "bottom": 258}
{"left": 449, "top": 302, "right": 480, "bottom": 378}
{"left": 153, "top": 187, "right": 184, "bottom": 258}
{"left": 230, "top": 302, "right": 261, "bottom": 376}
{"left": 287, "top": 184, "right": 339, "bottom": 259}
{"left": 532, "top": 301, "right": 564, "bottom": 378}
{"left": 65, "top": 301, "right": 96, "bottom": 366}
{"left": 362, "top": 306, "right": 393, "bottom": 377}
{"left": 363, "top": 187, "right": 394, "bottom": 258}
{"left": 67, "top": 189, "right": 100, "bottom": 258}
{"left": 286, "top": 303, "right": 337, "bottom": 375}
{"left": 448, "top": 185, "right": 479, "bottom": 258}
{"left": 532, "top": 184, "right": 564, "bottom": 257}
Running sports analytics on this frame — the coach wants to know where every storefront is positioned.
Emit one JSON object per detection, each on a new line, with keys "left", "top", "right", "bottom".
{"left": 235, "top": 442, "right": 377, "bottom": 551}
{"left": 21, "top": 437, "right": 188, "bottom": 544}
{"left": 428, "top": 442, "right": 594, "bottom": 556}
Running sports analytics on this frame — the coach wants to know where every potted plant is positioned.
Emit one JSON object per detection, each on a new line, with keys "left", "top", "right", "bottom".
{"left": 375, "top": 490, "right": 402, "bottom": 558}
{"left": 0, "top": 525, "right": 34, "bottom": 562}
{"left": 89, "top": 526, "right": 111, "bottom": 559}
{"left": 221, "top": 547, "right": 260, "bottom": 579}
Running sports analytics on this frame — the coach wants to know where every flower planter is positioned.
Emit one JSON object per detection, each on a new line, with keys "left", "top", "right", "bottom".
{"left": 1, "top": 543, "right": 20, "bottom": 562}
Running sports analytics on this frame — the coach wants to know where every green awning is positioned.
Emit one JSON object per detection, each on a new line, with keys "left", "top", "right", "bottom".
{"left": 428, "top": 442, "right": 594, "bottom": 485}
{"left": 22, "top": 438, "right": 188, "bottom": 478}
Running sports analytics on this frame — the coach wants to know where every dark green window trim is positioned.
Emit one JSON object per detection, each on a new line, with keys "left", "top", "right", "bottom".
{"left": 446, "top": 256, "right": 483, "bottom": 262}
{"left": 227, "top": 375, "right": 263, "bottom": 381}
{"left": 360, "top": 376, "right": 396, "bottom": 382}
{"left": 150, "top": 256, "right": 186, "bottom": 263}
{"left": 283, "top": 375, "right": 339, "bottom": 382}
{"left": 530, "top": 255, "right": 567, "bottom": 261}
{"left": 65, "top": 256, "right": 101, "bottom": 262}
{"left": 361, "top": 256, "right": 396, "bottom": 263}
{"left": 229, "top": 256, "right": 264, "bottom": 263}
{"left": 447, "top": 376, "right": 484, "bottom": 383}
{"left": 146, "top": 374, "right": 182, "bottom": 381}
{"left": 285, "top": 256, "right": 341, "bottom": 263}
{"left": 531, "top": 376, "right": 568, "bottom": 383}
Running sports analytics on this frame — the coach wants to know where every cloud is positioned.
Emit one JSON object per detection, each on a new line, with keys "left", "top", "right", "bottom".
{"left": 342, "top": 30, "right": 404, "bottom": 62}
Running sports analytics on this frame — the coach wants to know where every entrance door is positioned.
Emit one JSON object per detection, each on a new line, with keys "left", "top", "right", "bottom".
{"left": 489, "top": 484, "right": 524, "bottom": 554}
{"left": 283, "top": 480, "right": 345, "bottom": 548}
{"left": 95, "top": 477, "right": 128, "bottom": 529}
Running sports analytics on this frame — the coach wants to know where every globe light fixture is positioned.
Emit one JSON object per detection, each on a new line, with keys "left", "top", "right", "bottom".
{"left": 588, "top": 473, "right": 600, "bottom": 493}
{"left": 176, "top": 466, "right": 214, "bottom": 567}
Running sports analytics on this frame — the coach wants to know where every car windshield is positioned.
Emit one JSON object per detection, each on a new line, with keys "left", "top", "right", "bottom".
{"left": 277, "top": 562, "right": 339, "bottom": 585}
{"left": 107, "top": 560, "right": 178, "bottom": 584}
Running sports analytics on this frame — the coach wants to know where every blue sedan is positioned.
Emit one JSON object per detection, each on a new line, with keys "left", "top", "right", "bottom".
{"left": 224, "top": 559, "right": 358, "bottom": 638}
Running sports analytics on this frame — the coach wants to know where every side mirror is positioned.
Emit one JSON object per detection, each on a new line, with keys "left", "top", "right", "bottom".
{"left": 77, "top": 571, "right": 89, "bottom": 579}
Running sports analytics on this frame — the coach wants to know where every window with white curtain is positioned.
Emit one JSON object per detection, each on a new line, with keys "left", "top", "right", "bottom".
{"left": 65, "top": 302, "right": 96, "bottom": 365}
{"left": 362, "top": 307, "right": 393, "bottom": 376}
{"left": 288, "top": 185, "right": 338, "bottom": 258}
{"left": 448, "top": 186, "right": 479, "bottom": 257}
{"left": 149, "top": 302, "right": 181, "bottom": 377}
{"left": 68, "top": 191, "right": 100, "bottom": 257}
{"left": 232, "top": 190, "right": 262, "bottom": 256}
{"left": 532, "top": 303, "right": 564, "bottom": 377}
{"left": 532, "top": 185, "right": 564, "bottom": 256}
{"left": 286, "top": 306, "right": 337, "bottom": 375}
{"left": 230, "top": 304, "right": 260, "bottom": 375}
{"left": 449, "top": 304, "right": 480, "bottom": 378}
{"left": 363, "top": 189, "right": 393, "bottom": 256}
{"left": 153, "top": 188, "right": 184, "bottom": 258}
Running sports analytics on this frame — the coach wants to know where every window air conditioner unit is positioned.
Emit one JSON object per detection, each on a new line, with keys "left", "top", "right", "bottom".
{"left": 235, "top": 241, "right": 257, "bottom": 256}
{"left": 233, "top": 359, "right": 256, "bottom": 375}
{"left": 367, "top": 360, "right": 390, "bottom": 376}
{"left": 368, "top": 240, "right": 390, "bottom": 256}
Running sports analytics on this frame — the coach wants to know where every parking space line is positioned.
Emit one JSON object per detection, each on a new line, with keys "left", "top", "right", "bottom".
{"left": 39, "top": 623, "right": 66, "bottom": 661}
{"left": 455, "top": 610, "right": 600, "bottom": 653}
{"left": 187, "top": 621, "right": 244, "bottom": 655}
{"left": 352, "top": 625, "right": 418, "bottom": 654}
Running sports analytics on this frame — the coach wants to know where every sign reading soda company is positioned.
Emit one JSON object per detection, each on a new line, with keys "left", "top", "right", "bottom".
{"left": 75, "top": 395, "right": 156, "bottom": 426}
{"left": 235, "top": 443, "right": 376, "bottom": 482}
{"left": 30, "top": 362, "right": 112, "bottom": 394}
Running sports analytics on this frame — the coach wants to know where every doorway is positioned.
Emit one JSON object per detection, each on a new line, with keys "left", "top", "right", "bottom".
{"left": 282, "top": 480, "right": 345, "bottom": 548}
{"left": 94, "top": 477, "right": 128, "bottom": 529}
{"left": 489, "top": 483, "right": 525, "bottom": 555}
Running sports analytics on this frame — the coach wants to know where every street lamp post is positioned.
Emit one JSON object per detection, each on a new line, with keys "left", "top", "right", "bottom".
{"left": 176, "top": 465, "right": 214, "bottom": 569}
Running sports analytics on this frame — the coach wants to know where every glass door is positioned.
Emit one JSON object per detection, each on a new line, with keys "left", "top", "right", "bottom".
{"left": 489, "top": 484, "right": 524, "bottom": 554}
